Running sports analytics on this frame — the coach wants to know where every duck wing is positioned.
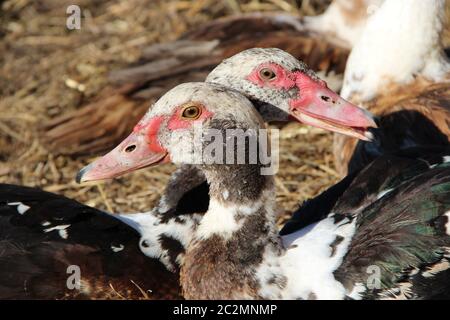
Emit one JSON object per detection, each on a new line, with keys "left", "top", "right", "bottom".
{"left": 280, "top": 147, "right": 450, "bottom": 299}
{"left": 0, "top": 184, "right": 182, "bottom": 299}
{"left": 333, "top": 153, "right": 450, "bottom": 299}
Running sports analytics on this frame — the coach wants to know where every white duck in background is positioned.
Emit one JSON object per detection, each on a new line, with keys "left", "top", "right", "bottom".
{"left": 334, "top": 0, "right": 450, "bottom": 175}
{"left": 304, "top": 0, "right": 385, "bottom": 48}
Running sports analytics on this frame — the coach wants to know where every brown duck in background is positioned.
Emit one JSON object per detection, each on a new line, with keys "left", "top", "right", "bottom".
{"left": 333, "top": 0, "right": 450, "bottom": 176}
{"left": 42, "top": 0, "right": 383, "bottom": 156}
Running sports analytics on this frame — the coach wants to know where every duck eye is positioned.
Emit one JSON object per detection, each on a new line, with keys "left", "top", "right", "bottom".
{"left": 181, "top": 105, "right": 201, "bottom": 120}
{"left": 259, "top": 68, "right": 276, "bottom": 81}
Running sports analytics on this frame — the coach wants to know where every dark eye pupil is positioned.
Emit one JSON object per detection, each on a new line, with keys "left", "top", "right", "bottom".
{"left": 261, "top": 68, "right": 275, "bottom": 80}
{"left": 183, "top": 106, "right": 200, "bottom": 118}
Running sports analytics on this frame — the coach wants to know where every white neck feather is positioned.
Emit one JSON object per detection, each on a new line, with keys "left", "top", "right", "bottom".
{"left": 195, "top": 199, "right": 251, "bottom": 240}
{"left": 304, "top": 0, "right": 384, "bottom": 48}
{"left": 195, "top": 193, "right": 275, "bottom": 240}
{"left": 341, "top": 0, "right": 450, "bottom": 103}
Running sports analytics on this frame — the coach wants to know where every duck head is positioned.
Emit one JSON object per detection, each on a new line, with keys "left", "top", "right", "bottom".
{"left": 77, "top": 83, "right": 263, "bottom": 182}
{"left": 206, "top": 48, "right": 377, "bottom": 140}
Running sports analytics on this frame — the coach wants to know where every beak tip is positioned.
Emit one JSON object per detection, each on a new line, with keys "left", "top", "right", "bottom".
{"left": 76, "top": 164, "right": 91, "bottom": 184}
{"left": 75, "top": 171, "right": 84, "bottom": 184}
{"left": 372, "top": 116, "right": 380, "bottom": 129}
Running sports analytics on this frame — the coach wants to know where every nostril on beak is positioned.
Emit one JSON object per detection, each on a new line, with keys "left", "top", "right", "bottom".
{"left": 321, "top": 95, "right": 336, "bottom": 104}
{"left": 125, "top": 145, "right": 136, "bottom": 153}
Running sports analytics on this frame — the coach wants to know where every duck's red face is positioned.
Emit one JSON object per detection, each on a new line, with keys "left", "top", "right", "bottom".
{"left": 76, "top": 99, "right": 215, "bottom": 183}
{"left": 246, "top": 62, "right": 377, "bottom": 141}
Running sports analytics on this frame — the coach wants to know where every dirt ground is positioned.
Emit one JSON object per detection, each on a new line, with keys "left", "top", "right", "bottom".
{"left": 0, "top": 0, "right": 341, "bottom": 224}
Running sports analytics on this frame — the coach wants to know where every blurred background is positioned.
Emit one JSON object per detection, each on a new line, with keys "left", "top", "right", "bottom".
{"left": 0, "top": 0, "right": 363, "bottom": 222}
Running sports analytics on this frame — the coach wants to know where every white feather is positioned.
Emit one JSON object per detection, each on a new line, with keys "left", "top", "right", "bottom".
{"left": 376, "top": 188, "right": 394, "bottom": 200}
{"left": 304, "top": 0, "right": 384, "bottom": 48}
{"left": 195, "top": 199, "right": 260, "bottom": 240}
{"left": 279, "top": 214, "right": 357, "bottom": 299}
{"left": 114, "top": 211, "right": 200, "bottom": 270}
{"left": 7, "top": 202, "right": 30, "bottom": 215}
{"left": 43, "top": 224, "right": 70, "bottom": 239}
{"left": 341, "top": 0, "right": 449, "bottom": 102}
{"left": 445, "top": 211, "right": 450, "bottom": 236}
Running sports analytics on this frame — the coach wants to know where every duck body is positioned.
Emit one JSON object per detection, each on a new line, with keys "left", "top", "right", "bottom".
{"left": 284, "top": 148, "right": 450, "bottom": 299}
{"left": 0, "top": 184, "right": 183, "bottom": 299}
{"left": 6, "top": 150, "right": 448, "bottom": 300}
{"left": 334, "top": 158, "right": 450, "bottom": 299}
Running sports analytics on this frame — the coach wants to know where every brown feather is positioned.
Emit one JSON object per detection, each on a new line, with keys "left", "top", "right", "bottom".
{"left": 334, "top": 79, "right": 450, "bottom": 176}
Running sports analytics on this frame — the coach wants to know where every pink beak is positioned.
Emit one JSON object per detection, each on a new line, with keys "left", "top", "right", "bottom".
{"left": 76, "top": 117, "right": 169, "bottom": 183}
{"left": 290, "top": 73, "right": 377, "bottom": 141}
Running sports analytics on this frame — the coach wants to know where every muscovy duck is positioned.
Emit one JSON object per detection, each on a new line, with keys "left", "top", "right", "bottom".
{"left": 0, "top": 52, "right": 375, "bottom": 298}
{"left": 42, "top": 0, "right": 383, "bottom": 155}
{"left": 333, "top": 0, "right": 450, "bottom": 176}
{"left": 79, "top": 82, "right": 450, "bottom": 299}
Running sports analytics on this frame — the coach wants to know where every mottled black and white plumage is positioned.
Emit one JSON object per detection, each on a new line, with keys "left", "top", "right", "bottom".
{"left": 0, "top": 184, "right": 191, "bottom": 299}
{"left": 335, "top": 155, "right": 450, "bottom": 299}
{"left": 282, "top": 148, "right": 450, "bottom": 299}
